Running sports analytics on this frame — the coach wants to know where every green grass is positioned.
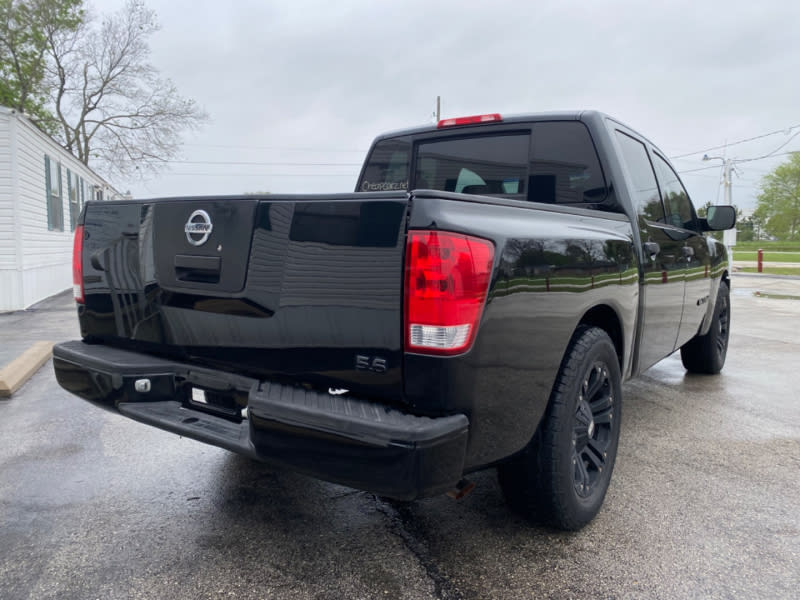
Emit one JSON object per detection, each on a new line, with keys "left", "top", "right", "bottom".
{"left": 732, "top": 241, "right": 800, "bottom": 252}
{"left": 738, "top": 266, "right": 800, "bottom": 276}
{"left": 733, "top": 251, "right": 800, "bottom": 262}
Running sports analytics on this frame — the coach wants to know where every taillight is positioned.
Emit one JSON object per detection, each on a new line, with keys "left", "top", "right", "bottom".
{"left": 437, "top": 113, "right": 502, "bottom": 128}
{"left": 72, "top": 224, "right": 84, "bottom": 303}
{"left": 404, "top": 230, "right": 494, "bottom": 355}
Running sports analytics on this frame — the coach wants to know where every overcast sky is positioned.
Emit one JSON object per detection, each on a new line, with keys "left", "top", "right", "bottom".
{"left": 100, "top": 0, "right": 800, "bottom": 212}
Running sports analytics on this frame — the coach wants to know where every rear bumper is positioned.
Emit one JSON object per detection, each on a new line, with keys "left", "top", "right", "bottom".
{"left": 53, "top": 340, "right": 469, "bottom": 500}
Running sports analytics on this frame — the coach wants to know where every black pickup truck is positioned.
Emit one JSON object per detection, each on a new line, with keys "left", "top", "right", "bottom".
{"left": 53, "top": 111, "right": 735, "bottom": 530}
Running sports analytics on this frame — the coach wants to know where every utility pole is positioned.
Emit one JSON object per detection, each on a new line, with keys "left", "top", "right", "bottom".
{"left": 703, "top": 154, "right": 737, "bottom": 251}
{"left": 436, "top": 96, "right": 441, "bottom": 122}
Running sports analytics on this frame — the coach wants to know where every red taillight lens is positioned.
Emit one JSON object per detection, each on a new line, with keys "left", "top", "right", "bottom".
{"left": 437, "top": 113, "right": 502, "bottom": 128}
{"left": 72, "top": 224, "right": 84, "bottom": 304}
{"left": 404, "top": 230, "right": 494, "bottom": 355}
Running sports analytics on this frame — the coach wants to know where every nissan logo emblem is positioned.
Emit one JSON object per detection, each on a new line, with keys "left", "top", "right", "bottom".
{"left": 184, "top": 210, "right": 213, "bottom": 246}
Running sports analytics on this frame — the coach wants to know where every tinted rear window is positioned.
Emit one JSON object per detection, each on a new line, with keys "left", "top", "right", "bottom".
{"left": 359, "top": 122, "right": 608, "bottom": 206}
{"left": 416, "top": 133, "right": 530, "bottom": 197}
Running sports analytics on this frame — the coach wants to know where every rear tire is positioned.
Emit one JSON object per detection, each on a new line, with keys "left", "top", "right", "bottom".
{"left": 680, "top": 280, "right": 730, "bottom": 374}
{"left": 498, "top": 326, "right": 622, "bottom": 531}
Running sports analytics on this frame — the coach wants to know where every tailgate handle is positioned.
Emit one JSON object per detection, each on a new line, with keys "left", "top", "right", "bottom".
{"left": 174, "top": 254, "right": 221, "bottom": 283}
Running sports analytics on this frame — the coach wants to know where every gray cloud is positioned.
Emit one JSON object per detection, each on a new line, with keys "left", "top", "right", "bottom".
{"left": 103, "top": 0, "right": 800, "bottom": 210}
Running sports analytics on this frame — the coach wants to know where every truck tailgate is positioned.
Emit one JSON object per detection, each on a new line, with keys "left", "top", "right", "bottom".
{"left": 79, "top": 194, "right": 408, "bottom": 401}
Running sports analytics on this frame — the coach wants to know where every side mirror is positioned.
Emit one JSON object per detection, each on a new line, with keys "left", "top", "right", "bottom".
{"left": 702, "top": 205, "right": 736, "bottom": 231}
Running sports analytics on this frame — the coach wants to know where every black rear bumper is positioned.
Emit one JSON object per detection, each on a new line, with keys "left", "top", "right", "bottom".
{"left": 53, "top": 341, "right": 468, "bottom": 500}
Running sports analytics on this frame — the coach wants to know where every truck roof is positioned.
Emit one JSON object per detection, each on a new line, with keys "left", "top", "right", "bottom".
{"left": 371, "top": 110, "right": 611, "bottom": 142}
{"left": 369, "top": 109, "right": 660, "bottom": 162}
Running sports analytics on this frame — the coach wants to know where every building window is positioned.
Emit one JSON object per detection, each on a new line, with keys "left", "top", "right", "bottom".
{"left": 44, "top": 155, "right": 64, "bottom": 231}
{"left": 67, "top": 169, "right": 82, "bottom": 230}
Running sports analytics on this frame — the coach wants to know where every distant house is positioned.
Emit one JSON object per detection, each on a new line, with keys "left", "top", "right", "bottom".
{"left": 0, "top": 105, "right": 122, "bottom": 311}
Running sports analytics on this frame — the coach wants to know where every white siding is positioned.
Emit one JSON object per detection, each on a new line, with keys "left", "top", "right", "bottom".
{"left": 16, "top": 116, "right": 72, "bottom": 272}
{"left": 0, "top": 269, "right": 22, "bottom": 309}
{"left": 0, "top": 106, "right": 121, "bottom": 311}
{"left": 19, "top": 262, "right": 74, "bottom": 308}
{"left": 0, "top": 111, "right": 16, "bottom": 270}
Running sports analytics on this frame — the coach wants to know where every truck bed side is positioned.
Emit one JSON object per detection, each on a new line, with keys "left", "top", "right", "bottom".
{"left": 405, "top": 192, "right": 638, "bottom": 468}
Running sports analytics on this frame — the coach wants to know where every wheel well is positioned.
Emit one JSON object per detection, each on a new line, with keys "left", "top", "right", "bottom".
{"left": 579, "top": 305, "right": 623, "bottom": 368}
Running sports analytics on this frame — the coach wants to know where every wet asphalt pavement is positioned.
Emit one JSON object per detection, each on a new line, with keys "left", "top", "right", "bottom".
{"left": 1, "top": 275, "right": 798, "bottom": 599}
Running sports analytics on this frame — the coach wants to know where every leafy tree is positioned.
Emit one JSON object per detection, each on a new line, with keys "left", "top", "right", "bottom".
{"left": 756, "top": 153, "right": 800, "bottom": 240}
{"left": 1, "top": 0, "right": 206, "bottom": 177}
{"left": 736, "top": 215, "right": 755, "bottom": 242}
{"left": 0, "top": 0, "right": 82, "bottom": 128}
{"left": 749, "top": 207, "right": 768, "bottom": 241}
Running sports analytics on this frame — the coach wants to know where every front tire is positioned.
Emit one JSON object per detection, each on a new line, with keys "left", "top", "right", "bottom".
{"left": 680, "top": 280, "right": 730, "bottom": 374}
{"left": 498, "top": 326, "right": 622, "bottom": 531}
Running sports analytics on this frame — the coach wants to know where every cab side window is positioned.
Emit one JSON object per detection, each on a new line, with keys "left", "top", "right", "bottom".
{"left": 529, "top": 121, "right": 608, "bottom": 206}
{"left": 652, "top": 153, "right": 698, "bottom": 231}
{"left": 359, "top": 138, "right": 411, "bottom": 192}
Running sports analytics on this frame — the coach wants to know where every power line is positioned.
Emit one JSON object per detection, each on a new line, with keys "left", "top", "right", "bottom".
{"left": 164, "top": 159, "right": 362, "bottom": 167}
{"left": 162, "top": 172, "right": 357, "bottom": 177}
{"left": 161, "top": 142, "right": 797, "bottom": 177}
{"left": 669, "top": 123, "right": 800, "bottom": 160}
{"left": 679, "top": 173, "right": 722, "bottom": 179}
{"left": 677, "top": 165, "right": 721, "bottom": 174}
{"left": 734, "top": 131, "right": 800, "bottom": 163}
{"left": 676, "top": 149, "right": 799, "bottom": 176}
{"left": 719, "top": 150, "right": 799, "bottom": 172}
{"left": 181, "top": 143, "right": 367, "bottom": 153}
{"left": 163, "top": 149, "right": 798, "bottom": 174}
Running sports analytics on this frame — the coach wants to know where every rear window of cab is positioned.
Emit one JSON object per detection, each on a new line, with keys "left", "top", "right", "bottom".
{"left": 358, "top": 121, "right": 608, "bottom": 207}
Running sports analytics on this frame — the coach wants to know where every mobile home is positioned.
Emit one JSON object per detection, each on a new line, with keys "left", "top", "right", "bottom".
{"left": 0, "top": 106, "right": 122, "bottom": 311}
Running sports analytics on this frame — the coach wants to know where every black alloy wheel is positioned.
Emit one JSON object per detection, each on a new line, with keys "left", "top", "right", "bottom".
{"left": 498, "top": 325, "right": 622, "bottom": 530}
{"left": 572, "top": 362, "right": 615, "bottom": 499}
{"left": 714, "top": 287, "right": 730, "bottom": 357}
{"left": 680, "top": 280, "right": 730, "bottom": 374}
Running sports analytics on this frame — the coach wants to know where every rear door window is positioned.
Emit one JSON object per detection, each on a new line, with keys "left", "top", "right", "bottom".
{"left": 614, "top": 131, "right": 665, "bottom": 222}
{"left": 652, "top": 152, "right": 699, "bottom": 231}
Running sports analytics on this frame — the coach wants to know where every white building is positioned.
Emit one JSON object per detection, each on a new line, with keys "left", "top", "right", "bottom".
{"left": 0, "top": 105, "right": 122, "bottom": 311}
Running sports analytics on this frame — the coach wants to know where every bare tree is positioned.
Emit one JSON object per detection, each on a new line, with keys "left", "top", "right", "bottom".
{"left": 44, "top": 0, "right": 207, "bottom": 176}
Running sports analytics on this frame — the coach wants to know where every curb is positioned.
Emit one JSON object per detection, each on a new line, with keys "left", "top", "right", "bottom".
{"left": 0, "top": 341, "right": 54, "bottom": 398}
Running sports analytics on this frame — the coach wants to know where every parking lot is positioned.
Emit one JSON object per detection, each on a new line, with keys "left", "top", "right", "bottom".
{"left": 1, "top": 274, "right": 798, "bottom": 599}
